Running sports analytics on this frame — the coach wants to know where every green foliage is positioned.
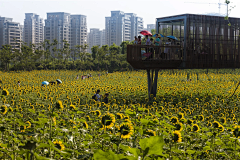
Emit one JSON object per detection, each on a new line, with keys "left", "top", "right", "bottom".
{"left": 0, "top": 40, "right": 131, "bottom": 71}
{"left": 139, "top": 136, "right": 165, "bottom": 158}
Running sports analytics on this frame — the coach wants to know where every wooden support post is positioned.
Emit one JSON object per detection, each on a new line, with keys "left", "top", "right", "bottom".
{"left": 147, "top": 69, "right": 159, "bottom": 99}
{"left": 152, "top": 70, "right": 159, "bottom": 97}
{"left": 147, "top": 69, "right": 151, "bottom": 98}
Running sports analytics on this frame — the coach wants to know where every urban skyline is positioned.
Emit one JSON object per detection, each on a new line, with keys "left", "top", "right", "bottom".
{"left": 0, "top": 10, "right": 155, "bottom": 50}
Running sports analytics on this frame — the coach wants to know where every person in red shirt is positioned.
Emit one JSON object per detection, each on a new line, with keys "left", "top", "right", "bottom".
{"left": 137, "top": 36, "right": 141, "bottom": 45}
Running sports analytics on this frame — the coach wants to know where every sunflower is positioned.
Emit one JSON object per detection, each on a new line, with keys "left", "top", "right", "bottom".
{"left": 175, "top": 123, "right": 183, "bottom": 131}
{"left": 213, "top": 121, "right": 220, "bottom": 128}
{"left": 198, "top": 115, "right": 204, "bottom": 121}
{"left": 170, "top": 116, "right": 179, "bottom": 124}
{"left": 90, "top": 111, "right": 95, "bottom": 115}
{"left": 144, "top": 109, "right": 149, "bottom": 114}
{"left": 153, "top": 118, "right": 159, "bottom": 123}
{"left": 172, "top": 131, "right": 182, "bottom": 143}
{"left": 124, "top": 115, "right": 130, "bottom": 120}
{"left": 20, "top": 125, "right": 26, "bottom": 132}
{"left": 218, "top": 125, "right": 224, "bottom": 132}
{"left": 146, "top": 129, "right": 156, "bottom": 136}
{"left": 219, "top": 117, "right": 226, "bottom": 124}
{"left": 69, "top": 120, "right": 76, "bottom": 128}
{"left": 233, "top": 125, "right": 240, "bottom": 138}
{"left": 192, "top": 124, "right": 200, "bottom": 132}
{"left": 69, "top": 104, "right": 76, "bottom": 110}
{"left": 101, "top": 113, "right": 115, "bottom": 129}
{"left": 116, "top": 113, "right": 123, "bottom": 120}
{"left": 86, "top": 115, "right": 90, "bottom": 121}
{"left": 53, "top": 140, "right": 65, "bottom": 151}
{"left": 187, "top": 119, "right": 193, "bottom": 125}
{"left": 0, "top": 105, "right": 7, "bottom": 115}
{"left": 2, "top": 89, "right": 9, "bottom": 96}
{"left": 26, "top": 121, "right": 31, "bottom": 129}
{"left": 119, "top": 122, "right": 133, "bottom": 139}
{"left": 95, "top": 110, "right": 101, "bottom": 117}
{"left": 83, "top": 121, "right": 88, "bottom": 129}
{"left": 56, "top": 101, "right": 63, "bottom": 110}
{"left": 178, "top": 112, "right": 184, "bottom": 119}
{"left": 207, "top": 121, "right": 212, "bottom": 127}
{"left": 180, "top": 118, "right": 186, "bottom": 124}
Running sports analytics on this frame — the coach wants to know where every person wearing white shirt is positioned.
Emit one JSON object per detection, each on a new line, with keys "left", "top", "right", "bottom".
{"left": 145, "top": 35, "right": 151, "bottom": 45}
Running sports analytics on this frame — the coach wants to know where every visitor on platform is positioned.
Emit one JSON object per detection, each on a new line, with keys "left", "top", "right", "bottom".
{"left": 137, "top": 36, "right": 142, "bottom": 45}
{"left": 165, "top": 39, "right": 171, "bottom": 60}
{"left": 145, "top": 35, "right": 151, "bottom": 45}
{"left": 154, "top": 34, "right": 161, "bottom": 59}
{"left": 134, "top": 36, "right": 138, "bottom": 44}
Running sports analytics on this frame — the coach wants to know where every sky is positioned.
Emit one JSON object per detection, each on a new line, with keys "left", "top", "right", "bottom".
{"left": 0, "top": 0, "right": 239, "bottom": 32}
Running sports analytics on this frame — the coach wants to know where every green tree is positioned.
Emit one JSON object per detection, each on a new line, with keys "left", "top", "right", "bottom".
{"left": 0, "top": 45, "right": 15, "bottom": 71}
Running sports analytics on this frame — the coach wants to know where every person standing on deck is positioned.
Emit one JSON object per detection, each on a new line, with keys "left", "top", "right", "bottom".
{"left": 154, "top": 34, "right": 161, "bottom": 59}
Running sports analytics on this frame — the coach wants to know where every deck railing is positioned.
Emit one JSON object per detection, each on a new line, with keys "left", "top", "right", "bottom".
{"left": 127, "top": 45, "right": 183, "bottom": 62}
{"left": 127, "top": 44, "right": 240, "bottom": 69}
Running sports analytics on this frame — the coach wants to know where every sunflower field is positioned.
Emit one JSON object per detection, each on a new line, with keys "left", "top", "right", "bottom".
{"left": 1, "top": 69, "right": 240, "bottom": 159}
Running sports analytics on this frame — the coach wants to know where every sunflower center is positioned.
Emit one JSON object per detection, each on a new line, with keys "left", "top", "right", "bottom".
{"left": 173, "top": 133, "right": 180, "bottom": 142}
{"left": 102, "top": 116, "right": 112, "bottom": 126}
{"left": 120, "top": 125, "right": 130, "bottom": 135}
{"left": 0, "top": 107, "right": 6, "bottom": 113}
{"left": 55, "top": 144, "right": 61, "bottom": 150}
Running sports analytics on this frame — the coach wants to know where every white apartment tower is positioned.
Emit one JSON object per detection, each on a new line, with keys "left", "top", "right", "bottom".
{"left": 70, "top": 15, "right": 87, "bottom": 49}
{"left": 44, "top": 12, "right": 71, "bottom": 50}
{"left": 24, "top": 13, "right": 44, "bottom": 48}
{"left": 87, "top": 28, "right": 105, "bottom": 53}
{"left": 105, "top": 11, "right": 143, "bottom": 46}
{"left": 0, "top": 17, "right": 22, "bottom": 50}
{"left": 44, "top": 12, "right": 87, "bottom": 53}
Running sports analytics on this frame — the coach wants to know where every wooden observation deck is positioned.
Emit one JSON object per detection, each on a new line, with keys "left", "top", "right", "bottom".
{"left": 127, "top": 14, "right": 240, "bottom": 98}
{"left": 127, "top": 14, "right": 240, "bottom": 70}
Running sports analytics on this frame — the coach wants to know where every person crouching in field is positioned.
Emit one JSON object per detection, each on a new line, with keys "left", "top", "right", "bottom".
{"left": 103, "top": 93, "right": 109, "bottom": 104}
{"left": 92, "top": 89, "right": 101, "bottom": 102}
{"left": 17, "top": 81, "right": 21, "bottom": 87}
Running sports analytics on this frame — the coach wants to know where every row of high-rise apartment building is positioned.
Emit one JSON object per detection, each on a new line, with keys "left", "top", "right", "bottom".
{"left": 44, "top": 12, "right": 87, "bottom": 51}
{"left": 0, "top": 16, "right": 22, "bottom": 50}
{"left": 105, "top": 11, "right": 144, "bottom": 46}
{"left": 87, "top": 28, "right": 105, "bottom": 53}
{"left": 0, "top": 12, "right": 87, "bottom": 52}
{"left": 24, "top": 13, "right": 44, "bottom": 48}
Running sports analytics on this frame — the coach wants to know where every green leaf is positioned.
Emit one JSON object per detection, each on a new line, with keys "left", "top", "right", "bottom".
{"left": 28, "top": 109, "right": 35, "bottom": 113}
{"left": 38, "top": 118, "right": 49, "bottom": 124}
{"left": 34, "top": 152, "right": 52, "bottom": 160}
{"left": 0, "top": 143, "right": 8, "bottom": 148}
{"left": 203, "top": 146, "right": 212, "bottom": 151}
{"left": 186, "top": 150, "right": 195, "bottom": 154}
{"left": 139, "top": 135, "right": 165, "bottom": 157}
{"left": 36, "top": 143, "right": 50, "bottom": 149}
{"left": 93, "top": 149, "right": 120, "bottom": 160}
{"left": 125, "top": 110, "right": 136, "bottom": 117}
{"left": 90, "top": 142, "right": 101, "bottom": 148}
{"left": 120, "top": 144, "right": 140, "bottom": 159}
{"left": 140, "top": 119, "right": 149, "bottom": 125}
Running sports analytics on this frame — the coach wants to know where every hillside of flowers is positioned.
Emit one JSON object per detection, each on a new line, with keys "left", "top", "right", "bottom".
{"left": 0, "top": 69, "right": 240, "bottom": 159}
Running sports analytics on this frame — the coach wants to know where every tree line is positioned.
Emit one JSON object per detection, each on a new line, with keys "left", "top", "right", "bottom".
{"left": 0, "top": 39, "right": 135, "bottom": 72}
